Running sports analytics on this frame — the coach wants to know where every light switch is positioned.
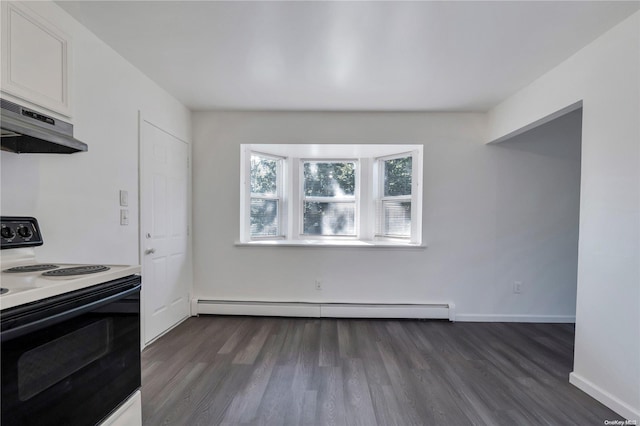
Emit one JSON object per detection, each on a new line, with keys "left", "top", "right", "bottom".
{"left": 120, "top": 209, "right": 129, "bottom": 226}
{"left": 119, "top": 190, "right": 128, "bottom": 207}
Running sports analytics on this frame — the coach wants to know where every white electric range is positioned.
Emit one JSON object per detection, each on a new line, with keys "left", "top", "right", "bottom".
{"left": 1, "top": 216, "right": 142, "bottom": 426}
{"left": 0, "top": 248, "right": 141, "bottom": 310}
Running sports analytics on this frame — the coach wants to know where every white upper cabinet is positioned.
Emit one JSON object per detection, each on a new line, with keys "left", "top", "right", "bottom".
{"left": 1, "top": 2, "right": 72, "bottom": 117}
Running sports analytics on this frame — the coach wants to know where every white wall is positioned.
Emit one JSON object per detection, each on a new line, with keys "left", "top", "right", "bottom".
{"left": 493, "top": 109, "right": 582, "bottom": 319}
{"left": 0, "top": 1, "right": 191, "bottom": 265}
{"left": 487, "top": 12, "right": 640, "bottom": 420}
{"left": 192, "top": 110, "right": 582, "bottom": 322}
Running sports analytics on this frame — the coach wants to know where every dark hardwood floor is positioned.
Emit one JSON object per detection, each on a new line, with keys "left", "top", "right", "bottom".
{"left": 141, "top": 316, "right": 621, "bottom": 425}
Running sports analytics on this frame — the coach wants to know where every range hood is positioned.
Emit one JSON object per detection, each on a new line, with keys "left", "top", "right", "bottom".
{"left": 0, "top": 99, "right": 87, "bottom": 154}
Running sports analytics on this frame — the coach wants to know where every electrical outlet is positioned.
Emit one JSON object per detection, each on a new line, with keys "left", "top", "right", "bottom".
{"left": 513, "top": 281, "right": 523, "bottom": 294}
{"left": 315, "top": 280, "right": 322, "bottom": 291}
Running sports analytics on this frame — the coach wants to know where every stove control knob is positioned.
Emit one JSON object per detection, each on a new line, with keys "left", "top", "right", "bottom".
{"left": 1, "top": 226, "right": 15, "bottom": 239}
{"left": 17, "top": 226, "right": 32, "bottom": 238}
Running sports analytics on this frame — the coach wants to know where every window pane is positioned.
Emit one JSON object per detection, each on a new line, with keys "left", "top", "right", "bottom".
{"left": 250, "top": 198, "right": 279, "bottom": 236}
{"left": 383, "top": 201, "right": 411, "bottom": 237}
{"left": 384, "top": 156, "right": 412, "bottom": 197}
{"left": 304, "top": 162, "right": 355, "bottom": 197}
{"left": 303, "top": 202, "right": 355, "bottom": 236}
{"left": 251, "top": 155, "right": 277, "bottom": 195}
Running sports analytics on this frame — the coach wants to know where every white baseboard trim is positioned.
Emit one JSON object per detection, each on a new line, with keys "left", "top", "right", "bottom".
{"left": 455, "top": 314, "right": 576, "bottom": 323}
{"left": 194, "top": 302, "right": 573, "bottom": 324}
{"left": 569, "top": 372, "right": 640, "bottom": 421}
{"left": 195, "top": 300, "right": 453, "bottom": 320}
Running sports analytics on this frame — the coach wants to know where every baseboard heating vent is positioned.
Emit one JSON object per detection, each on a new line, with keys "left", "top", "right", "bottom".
{"left": 195, "top": 300, "right": 320, "bottom": 318}
{"left": 194, "top": 300, "right": 455, "bottom": 321}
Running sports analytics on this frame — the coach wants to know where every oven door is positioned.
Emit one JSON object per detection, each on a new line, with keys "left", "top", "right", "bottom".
{"left": 1, "top": 275, "right": 141, "bottom": 426}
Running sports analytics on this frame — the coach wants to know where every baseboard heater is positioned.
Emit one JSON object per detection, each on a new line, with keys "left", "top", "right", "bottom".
{"left": 193, "top": 300, "right": 455, "bottom": 321}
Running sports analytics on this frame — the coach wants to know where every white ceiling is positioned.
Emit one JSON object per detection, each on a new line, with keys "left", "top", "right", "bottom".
{"left": 56, "top": 1, "right": 639, "bottom": 112}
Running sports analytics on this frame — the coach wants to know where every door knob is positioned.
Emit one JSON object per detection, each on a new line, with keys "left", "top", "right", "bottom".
{"left": 145, "top": 248, "right": 156, "bottom": 255}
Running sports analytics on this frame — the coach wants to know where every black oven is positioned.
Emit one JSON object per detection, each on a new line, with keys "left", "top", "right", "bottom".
{"left": 1, "top": 275, "right": 141, "bottom": 426}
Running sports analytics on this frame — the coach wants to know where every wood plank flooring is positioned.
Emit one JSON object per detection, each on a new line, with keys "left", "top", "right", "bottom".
{"left": 141, "top": 316, "right": 621, "bottom": 425}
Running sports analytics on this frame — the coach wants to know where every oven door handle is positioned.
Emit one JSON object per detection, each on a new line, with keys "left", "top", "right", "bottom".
{"left": 1, "top": 284, "right": 140, "bottom": 342}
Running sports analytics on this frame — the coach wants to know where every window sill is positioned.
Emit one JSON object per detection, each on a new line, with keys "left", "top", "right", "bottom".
{"left": 235, "top": 240, "right": 427, "bottom": 249}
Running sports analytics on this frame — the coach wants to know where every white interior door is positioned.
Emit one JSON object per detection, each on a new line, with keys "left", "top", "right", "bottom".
{"left": 140, "top": 118, "right": 190, "bottom": 344}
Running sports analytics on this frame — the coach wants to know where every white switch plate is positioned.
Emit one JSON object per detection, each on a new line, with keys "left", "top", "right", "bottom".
{"left": 120, "top": 209, "right": 129, "bottom": 226}
{"left": 119, "top": 190, "right": 128, "bottom": 207}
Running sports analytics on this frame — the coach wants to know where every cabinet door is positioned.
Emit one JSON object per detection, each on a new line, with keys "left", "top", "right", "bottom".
{"left": 1, "top": 2, "right": 72, "bottom": 117}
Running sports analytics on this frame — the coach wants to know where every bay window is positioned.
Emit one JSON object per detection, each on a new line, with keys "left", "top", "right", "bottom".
{"left": 240, "top": 145, "right": 422, "bottom": 246}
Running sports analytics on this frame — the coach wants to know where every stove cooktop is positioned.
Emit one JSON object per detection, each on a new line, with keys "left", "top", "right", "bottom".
{"left": 0, "top": 216, "right": 141, "bottom": 310}
{"left": 0, "top": 262, "right": 141, "bottom": 309}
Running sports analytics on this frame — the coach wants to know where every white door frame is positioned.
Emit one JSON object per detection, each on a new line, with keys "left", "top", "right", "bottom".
{"left": 138, "top": 111, "right": 193, "bottom": 348}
